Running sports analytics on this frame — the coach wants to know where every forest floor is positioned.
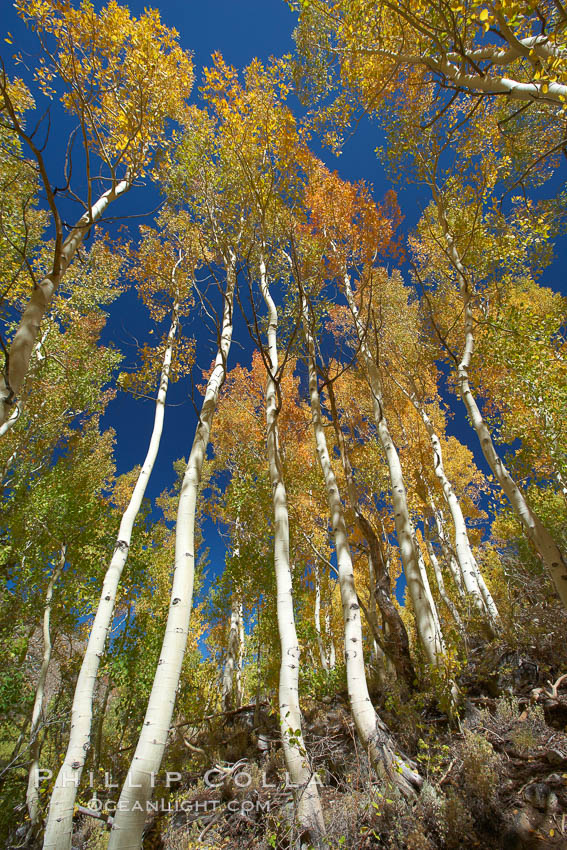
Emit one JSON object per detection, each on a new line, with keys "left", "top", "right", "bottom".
{"left": 78, "top": 643, "right": 567, "bottom": 850}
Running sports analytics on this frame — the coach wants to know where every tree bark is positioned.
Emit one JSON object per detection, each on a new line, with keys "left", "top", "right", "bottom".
{"left": 325, "top": 605, "right": 336, "bottom": 671}
{"left": 302, "top": 296, "right": 421, "bottom": 795}
{"left": 326, "top": 384, "right": 415, "bottom": 692}
{"left": 107, "top": 259, "right": 236, "bottom": 850}
{"left": 259, "top": 262, "right": 326, "bottom": 845}
{"left": 423, "top": 529, "right": 463, "bottom": 632}
{"left": 26, "top": 544, "right": 66, "bottom": 831}
{"left": 430, "top": 505, "right": 465, "bottom": 598}
{"left": 0, "top": 179, "right": 131, "bottom": 429}
{"left": 43, "top": 295, "right": 179, "bottom": 850}
{"left": 342, "top": 275, "right": 445, "bottom": 666}
{"left": 236, "top": 600, "right": 244, "bottom": 707}
{"left": 406, "top": 388, "right": 500, "bottom": 631}
{"left": 313, "top": 559, "right": 330, "bottom": 672}
{"left": 435, "top": 198, "right": 567, "bottom": 609}
{"left": 222, "top": 597, "right": 241, "bottom": 712}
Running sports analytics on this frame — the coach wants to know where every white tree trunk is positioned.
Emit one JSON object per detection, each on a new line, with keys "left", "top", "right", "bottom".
{"left": 302, "top": 296, "right": 421, "bottom": 794}
{"left": 424, "top": 532, "right": 463, "bottom": 632}
{"left": 325, "top": 606, "right": 336, "bottom": 670}
{"left": 414, "top": 531, "right": 444, "bottom": 636}
{"left": 436, "top": 202, "right": 567, "bottom": 609}
{"left": 236, "top": 600, "right": 244, "bottom": 707}
{"left": 42, "top": 298, "right": 179, "bottom": 850}
{"left": 107, "top": 261, "right": 236, "bottom": 850}
{"left": 313, "top": 560, "right": 329, "bottom": 672}
{"left": 0, "top": 406, "right": 19, "bottom": 438}
{"left": 27, "top": 545, "right": 66, "bottom": 830}
{"left": 409, "top": 394, "right": 500, "bottom": 627}
{"left": 222, "top": 597, "right": 241, "bottom": 711}
{"left": 259, "top": 262, "right": 326, "bottom": 844}
{"left": 556, "top": 471, "right": 567, "bottom": 504}
{"left": 430, "top": 505, "right": 465, "bottom": 598}
{"left": 2, "top": 330, "right": 52, "bottom": 440}
{"left": 458, "top": 291, "right": 567, "bottom": 607}
{"left": 363, "top": 544, "right": 387, "bottom": 679}
{"left": 342, "top": 275, "right": 444, "bottom": 666}
{"left": 0, "top": 179, "right": 131, "bottom": 429}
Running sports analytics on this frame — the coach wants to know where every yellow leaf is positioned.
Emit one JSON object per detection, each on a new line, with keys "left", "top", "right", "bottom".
{"left": 479, "top": 9, "right": 489, "bottom": 21}
{"left": 5, "top": 34, "right": 13, "bottom": 44}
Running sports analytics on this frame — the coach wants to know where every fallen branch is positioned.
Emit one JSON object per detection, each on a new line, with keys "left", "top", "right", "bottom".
{"left": 76, "top": 804, "right": 113, "bottom": 827}
{"left": 173, "top": 702, "right": 269, "bottom": 730}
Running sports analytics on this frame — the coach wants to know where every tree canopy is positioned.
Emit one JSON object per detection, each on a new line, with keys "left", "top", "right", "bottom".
{"left": 1, "top": 3, "right": 566, "bottom": 849}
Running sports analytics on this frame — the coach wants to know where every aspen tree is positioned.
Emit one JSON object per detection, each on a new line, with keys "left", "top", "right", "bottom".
{"left": 107, "top": 259, "right": 236, "bottom": 849}
{"left": 293, "top": 1, "right": 567, "bottom": 136}
{"left": 259, "top": 256, "right": 326, "bottom": 843}
{"left": 293, "top": 0, "right": 567, "bottom": 609}
{"left": 419, "top": 402, "right": 497, "bottom": 622}
{"left": 301, "top": 288, "right": 422, "bottom": 794}
{"left": 313, "top": 559, "right": 329, "bottom": 672}
{"left": 325, "top": 381, "right": 415, "bottom": 691}
{"left": 1, "top": 1, "right": 193, "bottom": 427}
{"left": 304, "top": 165, "right": 445, "bottom": 666}
{"left": 43, "top": 224, "right": 195, "bottom": 849}
{"left": 236, "top": 600, "right": 244, "bottom": 707}
{"left": 396, "top": 384, "right": 500, "bottom": 631}
{"left": 432, "top": 193, "right": 567, "bottom": 609}
{"left": 423, "top": 529, "right": 463, "bottom": 634}
{"left": 430, "top": 504, "right": 465, "bottom": 599}
{"left": 192, "top": 55, "right": 327, "bottom": 839}
{"left": 222, "top": 596, "right": 242, "bottom": 712}
{"left": 26, "top": 545, "right": 65, "bottom": 833}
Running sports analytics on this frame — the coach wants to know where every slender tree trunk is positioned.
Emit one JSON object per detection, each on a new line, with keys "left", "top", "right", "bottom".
{"left": 254, "top": 604, "right": 263, "bottom": 730}
{"left": 328, "top": 381, "right": 414, "bottom": 690}
{"left": 259, "top": 262, "right": 326, "bottom": 845}
{"left": 43, "top": 296, "right": 179, "bottom": 850}
{"left": 414, "top": 532, "right": 445, "bottom": 648}
{"left": 423, "top": 529, "right": 463, "bottom": 632}
{"left": 363, "top": 549, "right": 391, "bottom": 682}
{"left": 342, "top": 275, "right": 444, "bottom": 666}
{"left": 358, "top": 559, "right": 388, "bottom": 684}
{"left": 313, "top": 560, "right": 329, "bottom": 672}
{"left": 0, "top": 179, "right": 131, "bottom": 428}
{"left": 459, "top": 290, "right": 567, "bottom": 605}
{"left": 0, "top": 407, "right": 19, "bottom": 437}
{"left": 26, "top": 545, "right": 66, "bottom": 831}
{"left": 366, "top": 550, "right": 380, "bottom": 644}
{"left": 236, "top": 601, "right": 244, "bottom": 707}
{"left": 0, "top": 329, "right": 51, "bottom": 439}
{"left": 430, "top": 505, "right": 465, "bottom": 598}
{"left": 222, "top": 597, "right": 241, "bottom": 712}
{"left": 325, "top": 605, "right": 336, "bottom": 670}
{"left": 107, "top": 259, "right": 236, "bottom": 850}
{"left": 432, "top": 493, "right": 499, "bottom": 625}
{"left": 408, "top": 391, "right": 499, "bottom": 629}
{"left": 302, "top": 296, "right": 421, "bottom": 795}
{"left": 435, "top": 199, "right": 567, "bottom": 608}
{"left": 556, "top": 471, "right": 567, "bottom": 505}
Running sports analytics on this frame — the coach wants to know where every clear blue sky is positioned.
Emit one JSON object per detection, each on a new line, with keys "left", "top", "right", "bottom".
{"left": 3, "top": 0, "right": 399, "bottom": 502}
{"left": 3, "top": 1, "right": 566, "bottom": 604}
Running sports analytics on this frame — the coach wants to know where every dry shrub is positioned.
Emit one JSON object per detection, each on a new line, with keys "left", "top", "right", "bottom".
{"left": 459, "top": 729, "right": 501, "bottom": 805}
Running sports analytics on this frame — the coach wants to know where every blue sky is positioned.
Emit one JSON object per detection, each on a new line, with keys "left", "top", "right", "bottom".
{"left": 3, "top": 1, "right": 566, "bottom": 605}
{"left": 3, "top": 0, "right": 401, "bottom": 502}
